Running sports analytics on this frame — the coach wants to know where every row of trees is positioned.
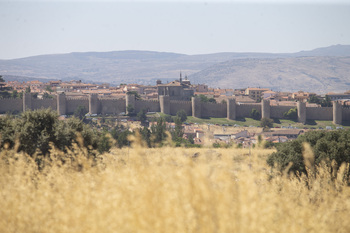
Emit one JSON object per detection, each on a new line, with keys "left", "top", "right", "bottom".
{"left": 113, "top": 109, "right": 195, "bottom": 148}
{"left": 0, "top": 108, "right": 196, "bottom": 164}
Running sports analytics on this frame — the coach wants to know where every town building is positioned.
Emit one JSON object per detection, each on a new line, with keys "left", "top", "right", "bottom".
{"left": 157, "top": 74, "right": 194, "bottom": 101}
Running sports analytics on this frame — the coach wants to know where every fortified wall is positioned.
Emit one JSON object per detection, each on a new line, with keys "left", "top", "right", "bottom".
{"left": 0, "top": 93, "right": 348, "bottom": 125}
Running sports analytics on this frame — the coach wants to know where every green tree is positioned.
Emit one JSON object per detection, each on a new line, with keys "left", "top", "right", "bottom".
{"left": 126, "top": 104, "right": 135, "bottom": 116}
{"left": 0, "top": 75, "right": 5, "bottom": 82}
{"left": 25, "top": 86, "right": 31, "bottom": 93}
{"left": 321, "top": 95, "right": 332, "bottom": 107}
{"left": 97, "top": 132, "right": 112, "bottom": 154}
{"left": 176, "top": 109, "right": 187, "bottom": 122}
{"left": 137, "top": 108, "right": 147, "bottom": 124}
{"left": 163, "top": 114, "right": 174, "bottom": 123}
{"left": 0, "top": 109, "right": 101, "bottom": 160}
{"left": 173, "top": 116, "right": 183, "bottom": 139}
{"left": 45, "top": 86, "right": 54, "bottom": 93}
{"left": 308, "top": 95, "right": 321, "bottom": 104}
{"left": 260, "top": 117, "right": 274, "bottom": 130}
{"left": 198, "top": 94, "right": 209, "bottom": 103}
{"left": 139, "top": 126, "right": 151, "bottom": 147}
{"left": 42, "top": 92, "right": 53, "bottom": 99}
{"left": 283, "top": 108, "right": 297, "bottom": 120}
{"left": 126, "top": 91, "right": 141, "bottom": 100}
{"left": 11, "top": 90, "right": 19, "bottom": 98}
{"left": 208, "top": 98, "right": 216, "bottom": 103}
{"left": 151, "top": 117, "right": 167, "bottom": 145}
{"left": 250, "top": 108, "right": 261, "bottom": 120}
{"left": 32, "top": 92, "right": 38, "bottom": 99}
{"left": 267, "top": 130, "right": 350, "bottom": 177}
{"left": 221, "top": 99, "right": 227, "bottom": 105}
{"left": 74, "top": 105, "right": 88, "bottom": 120}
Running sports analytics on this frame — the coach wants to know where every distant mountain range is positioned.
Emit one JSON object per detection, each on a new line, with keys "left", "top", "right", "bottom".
{"left": 1, "top": 44, "right": 350, "bottom": 93}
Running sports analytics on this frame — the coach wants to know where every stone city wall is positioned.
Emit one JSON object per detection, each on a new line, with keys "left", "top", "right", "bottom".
{"left": 201, "top": 102, "right": 227, "bottom": 118}
{"left": 1, "top": 94, "right": 349, "bottom": 124}
{"left": 66, "top": 98, "right": 89, "bottom": 114}
{"left": 270, "top": 106, "right": 295, "bottom": 119}
{"left": 306, "top": 107, "right": 333, "bottom": 120}
{"left": 32, "top": 99, "right": 57, "bottom": 111}
{"left": 0, "top": 98, "right": 23, "bottom": 114}
{"left": 169, "top": 100, "right": 192, "bottom": 116}
{"left": 236, "top": 103, "right": 261, "bottom": 118}
{"left": 99, "top": 99, "right": 125, "bottom": 115}
{"left": 343, "top": 107, "right": 350, "bottom": 121}
{"left": 135, "top": 99, "right": 160, "bottom": 113}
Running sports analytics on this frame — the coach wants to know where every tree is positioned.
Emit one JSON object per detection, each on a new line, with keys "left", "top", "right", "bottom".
{"left": 42, "top": 92, "right": 53, "bottom": 99}
{"left": 173, "top": 116, "right": 183, "bottom": 139}
{"left": 0, "top": 75, "right": 5, "bottom": 82}
{"left": 11, "top": 90, "right": 19, "bottom": 98}
{"left": 126, "top": 91, "right": 141, "bottom": 100}
{"left": 97, "top": 132, "right": 112, "bottom": 154}
{"left": 126, "top": 104, "right": 135, "bottom": 116}
{"left": 208, "top": 98, "right": 216, "bottom": 103}
{"left": 267, "top": 130, "right": 350, "bottom": 177}
{"left": 32, "top": 92, "right": 38, "bottom": 99}
{"left": 260, "top": 117, "right": 274, "bottom": 129}
{"left": 221, "top": 99, "right": 227, "bottom": 105}
{"left": 137, "top": 108, "right": 147, "bottom": 124}
{"left": 45, "top": 86, "right": 54, "bottom": 93}
{"left": 151, "top": 117, "right": 167, "bottom": 145}
{"left": 74, "top": 105, "right": 88, "bottom": 120}
{"left": 283, "top": 108, "right": 297, "bottom": 120}
{"left": 321, "top": 95, "right": 332, "bottom": 107}
{"left": 162, "top": 114, "right": 173, "bottom": 123}
{"left": 176, "top": 109, "right": 187, "bottom": 122}
{"left": 139, "top": 126, "right": 151, "bottom": 147}
{"left": 308, "top": 95, "right": 321, "bottom": 104}
{"left": 250, "top": 108, "right": 261, "bottom": 120}
{"left": 198, "top": 94, "right": 209, "bottom": 103}
{"left": 25, "top": 86, "right": 31, "bottom": 93}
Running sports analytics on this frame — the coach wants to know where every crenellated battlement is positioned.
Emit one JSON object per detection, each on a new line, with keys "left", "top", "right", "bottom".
{"left": 66, "top": 97, "right": 89, "bottom": 101}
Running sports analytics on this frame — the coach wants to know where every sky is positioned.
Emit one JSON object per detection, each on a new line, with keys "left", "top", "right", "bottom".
{"left": 0, "top": 0, "right": 350, "bottom": 59}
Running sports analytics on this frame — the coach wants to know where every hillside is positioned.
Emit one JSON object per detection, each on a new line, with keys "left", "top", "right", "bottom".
{"left": 1, "top": 45, "right": 350, "bottom": 93}
{"left": 189, "top": 56, "right": 350, "bottom": 93}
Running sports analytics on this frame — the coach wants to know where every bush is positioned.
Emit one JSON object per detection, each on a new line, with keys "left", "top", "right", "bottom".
{"left": 267, "top": 129, "right": 350, "bottom": 176}
{"left": 250, "top": 108, "right": 261, "bottom": 120}
{"left": 283, "top": 108, "right": 297, "bottom": 120}
{"left": 176, "top": 110, "right": 187, "bottom": 122}
{"left": 260, "top": 118, "right": 274, "bottom": 129}
{"left": 74, "top": 105, "right": 88, "bottom": 120}
{"left": 0, "top": 109, "right": 100, "bottom": 158}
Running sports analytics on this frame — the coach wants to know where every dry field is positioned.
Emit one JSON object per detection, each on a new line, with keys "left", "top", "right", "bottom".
{"left": 1, "top": 140, "right": 350, "bottom": 233}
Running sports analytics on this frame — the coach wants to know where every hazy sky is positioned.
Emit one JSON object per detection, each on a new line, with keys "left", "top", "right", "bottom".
{"left": 1, "top": 0, "right": 350, "bottom": 59}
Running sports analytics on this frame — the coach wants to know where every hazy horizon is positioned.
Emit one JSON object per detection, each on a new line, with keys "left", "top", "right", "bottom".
{"left": 1, "top": 0, "right": 350, "bottom": 59}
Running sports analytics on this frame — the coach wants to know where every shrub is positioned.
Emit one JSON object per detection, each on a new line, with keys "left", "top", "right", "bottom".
{"left": 176, "top": 110, "right": 187, "bottom": 122}
{"left": 260, "top": 117, "right": 274, "bottom": 129}
{"left": 283, "top": 108, "right": 297, "bottom": 120}
{"left": 250, "top": 108, "right": 261, "bottom": 120}
{"left": 0, "top": 109, "right": 100, "bottom": 158}
{"left": 267, "top": 129, "right": 350, "bottom": 176}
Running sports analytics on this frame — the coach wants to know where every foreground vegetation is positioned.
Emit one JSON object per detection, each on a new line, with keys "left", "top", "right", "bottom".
{"left": 1, "top": 109, "right": 350, "bottom": 232}
{"left": 1, "top": 143, "right": 350, "bottom": 232}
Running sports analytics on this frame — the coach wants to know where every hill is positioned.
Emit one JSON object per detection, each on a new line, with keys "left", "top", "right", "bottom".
{"left": 189, "top": 56, "right": 350, "bottom": 93}
{"left": 1, "top": 45, "right": 350, "bottom": 93}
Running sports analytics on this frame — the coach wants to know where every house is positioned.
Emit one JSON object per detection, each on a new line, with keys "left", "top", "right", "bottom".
{"left": 157, "top": 74, "right": 194, "bottom": 101}
{"left": 261, "top": 129, "right": 304, "bottom": 140}
{"left": 245, "top": 88, "right": 270, "bottom": 101}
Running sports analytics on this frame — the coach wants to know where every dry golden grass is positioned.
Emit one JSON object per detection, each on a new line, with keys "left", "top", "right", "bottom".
{"left": 1, "top": 140, "right": 350, "bottom": 233}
